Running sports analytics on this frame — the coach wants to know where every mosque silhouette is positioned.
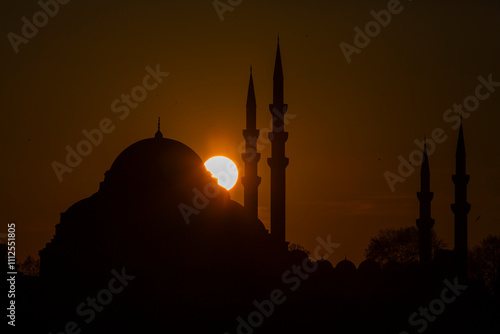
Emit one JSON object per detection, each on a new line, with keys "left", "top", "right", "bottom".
{"left": 10, "top": 41, "right": 499, "bottom": 333}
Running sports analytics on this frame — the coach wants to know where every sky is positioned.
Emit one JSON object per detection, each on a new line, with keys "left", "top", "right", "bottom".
{"left": 1, "top": 0, "right": 499, "bottom": 266}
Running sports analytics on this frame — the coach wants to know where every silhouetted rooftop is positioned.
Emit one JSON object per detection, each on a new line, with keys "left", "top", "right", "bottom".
{"left": 336, "top": 258, "right": 356, "bottom": 272}
{"left": 103, "top": 136, "right": 210, "bottom": 193}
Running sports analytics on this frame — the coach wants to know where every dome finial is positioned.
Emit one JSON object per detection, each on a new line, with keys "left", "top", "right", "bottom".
{"left": 155, "top": 117, "right": 163, "bottom": 139}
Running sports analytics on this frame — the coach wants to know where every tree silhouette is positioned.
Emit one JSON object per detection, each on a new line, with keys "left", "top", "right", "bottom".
{"left": 364, "top": 226, "right": 446, "bottom": 265}
{"left": 469, "top": 235, "right": 500, "bottom": 295}
{"left": 19, "top": 255, "right": 40, "bottom": 276}
{"left": 288, "top": 243, "right": 310, "bottom": 255}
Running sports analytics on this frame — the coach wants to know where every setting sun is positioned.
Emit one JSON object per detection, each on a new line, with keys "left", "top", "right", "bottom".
{"left": 204, "top": 156, "right": 239, "bottom": 190}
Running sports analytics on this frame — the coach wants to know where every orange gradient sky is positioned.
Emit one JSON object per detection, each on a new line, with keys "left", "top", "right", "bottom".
{"left": 1, "top": 0, "right": 499, "bottom": 266}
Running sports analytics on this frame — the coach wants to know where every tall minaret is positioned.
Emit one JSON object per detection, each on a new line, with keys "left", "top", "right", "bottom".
{"left": 416, "top": 139, "right": 435, "bottom": 264}
{"left": 241, "top": 67, "right": 261, "bottom": 221}
{"left": 268, "top": 38, "right": 289, "bottom": 249}
{"left": 451, "top": 120, "right": 470, "bottom": 281}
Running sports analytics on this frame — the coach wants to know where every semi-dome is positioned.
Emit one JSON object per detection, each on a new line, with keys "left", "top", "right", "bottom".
{"left": 336, "top": 258, "right": 357, "bottom": 272}
{"left": 317, "top": 258, "right": 334, "bottom": 272}
{"left": 358, "top": 259, "right": 381, "bottom": 273}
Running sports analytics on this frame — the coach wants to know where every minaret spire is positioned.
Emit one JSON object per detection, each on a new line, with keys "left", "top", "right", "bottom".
{"left": 273, "top": 37, "right": 284, "bottom": 105}
{"left": 456, "top": 119, "right": 466, "bottom": 175}
{"left": 452, "top": 119, "right": 470, "bottom": 282}
{"left": 416, "top": 138, "right": 435, "bottom": 264}
{"left": 241, "top": 67, "right": 261, "bottom": 221}
{"left": 268, "top": 39, "right": 289, "bottom": 251}
{"left": 246, "top": 67, "right": 256, "bottom": 129}
{"left": 155, "top": 117, "right": 163, "bottom": 139}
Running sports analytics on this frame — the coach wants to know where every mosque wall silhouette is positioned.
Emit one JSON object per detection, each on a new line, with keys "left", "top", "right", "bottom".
{"left": 8, "top": 41, "right": 498, "bottom": 334}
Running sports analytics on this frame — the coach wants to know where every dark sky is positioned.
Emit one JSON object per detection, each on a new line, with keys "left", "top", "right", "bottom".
{"left": 1, "top": 0, "right": 499, "bottom": 265}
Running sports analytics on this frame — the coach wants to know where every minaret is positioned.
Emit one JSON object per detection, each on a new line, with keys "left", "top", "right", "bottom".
{"left": 241, "top": 67, "right": 261, "bottom": 221}
{"left": 451, "top": 120, "right": 470, "bottom": 281}
{"left": 416, "top": 138, "right": 435, "bottom": 264}
{"left": 268, "top": 38, "right": 289, "bottom": 250}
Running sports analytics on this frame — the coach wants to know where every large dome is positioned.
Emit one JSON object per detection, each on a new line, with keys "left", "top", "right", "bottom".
{"left": 101, "top": 133, "right": 211, "bottom": 194}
